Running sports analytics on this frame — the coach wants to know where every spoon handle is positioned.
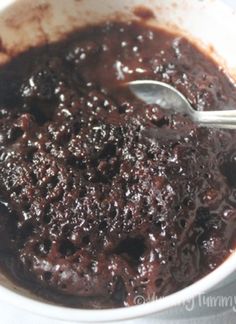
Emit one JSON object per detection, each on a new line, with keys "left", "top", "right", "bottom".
{"left": 194, "top": 110, "right": 236, "bottom": 129}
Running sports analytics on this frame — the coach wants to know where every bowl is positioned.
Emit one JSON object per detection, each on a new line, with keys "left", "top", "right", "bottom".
{"left": 0, "top": 0, "right": 236, "bottom": 322}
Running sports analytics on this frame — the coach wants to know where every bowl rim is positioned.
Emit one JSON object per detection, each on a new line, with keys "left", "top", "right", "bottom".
{"left": 0, "top": 252, "right": 235, "bottom": 322}
{"left": 0, "top": 0, "right": 236, "bottom": 322}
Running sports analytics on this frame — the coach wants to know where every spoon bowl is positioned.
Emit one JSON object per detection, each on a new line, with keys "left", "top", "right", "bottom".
{"left": 128, "top": 80, "right": 236, "bottom": 129}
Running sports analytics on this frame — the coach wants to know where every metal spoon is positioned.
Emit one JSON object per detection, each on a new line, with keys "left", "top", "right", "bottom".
{"left": 128, "top": 80, "right": 236, "bottom": 129}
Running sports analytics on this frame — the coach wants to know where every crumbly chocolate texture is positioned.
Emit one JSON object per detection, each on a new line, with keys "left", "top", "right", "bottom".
{"left": 0, "top": 22, "right": 236, "bottom": 308}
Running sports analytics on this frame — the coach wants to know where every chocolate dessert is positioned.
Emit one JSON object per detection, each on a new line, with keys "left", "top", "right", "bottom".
{"left": 0, "top": 21, "right": 236, "bottom": 308}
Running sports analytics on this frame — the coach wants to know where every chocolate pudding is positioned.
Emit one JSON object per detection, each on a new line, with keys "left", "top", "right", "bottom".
{"left": 0, "top": 21, "right": 236, "bottom": 308}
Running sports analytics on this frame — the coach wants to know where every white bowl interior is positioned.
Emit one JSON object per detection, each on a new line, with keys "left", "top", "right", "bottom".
{"left": 0, "top": 0, "right": 236, "bottom": 322}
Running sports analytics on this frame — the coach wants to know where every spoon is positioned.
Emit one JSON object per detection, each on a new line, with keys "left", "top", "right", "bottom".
{"left": 128, "top": 80, "right": 236, "bottom": 129}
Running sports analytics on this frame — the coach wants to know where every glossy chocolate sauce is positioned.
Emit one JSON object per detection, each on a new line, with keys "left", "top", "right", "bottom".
{"left": 0, "top": 21, "right": 236, "bottom": 308}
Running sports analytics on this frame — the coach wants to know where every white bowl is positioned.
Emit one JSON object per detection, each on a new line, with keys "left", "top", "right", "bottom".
{"left": 0, "top": 0, "right": 236, "bottom": 322}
